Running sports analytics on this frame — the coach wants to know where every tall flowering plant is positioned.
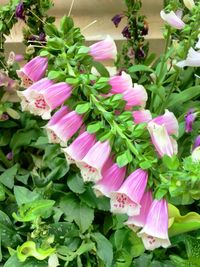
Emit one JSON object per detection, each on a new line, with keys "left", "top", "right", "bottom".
{"left": 1, "top": 0, "right": 200, "bottom": 266}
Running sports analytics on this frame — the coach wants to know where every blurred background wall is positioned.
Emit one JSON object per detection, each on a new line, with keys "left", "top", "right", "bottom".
{"left": 1, "top": 0, "right": 165, "bottom": 59}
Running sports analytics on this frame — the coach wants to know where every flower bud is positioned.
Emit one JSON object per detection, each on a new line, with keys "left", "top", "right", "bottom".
{"left": 183, "top": 0, "right": 195, "bottom": 10}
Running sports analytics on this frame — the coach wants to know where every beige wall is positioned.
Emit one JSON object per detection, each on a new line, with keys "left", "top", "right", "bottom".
{"left": 2, "top": 0, "right": 165, "bottom": 57}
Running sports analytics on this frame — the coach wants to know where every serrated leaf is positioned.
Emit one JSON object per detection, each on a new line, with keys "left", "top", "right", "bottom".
{"left": 67, "top": 174, "right": 86, "bottom": 194}
{"left": 0, "top": 164, "right": 18, "bottom": 189}
{"left": 14, "top": 186, "right": 41, "bottom": 206}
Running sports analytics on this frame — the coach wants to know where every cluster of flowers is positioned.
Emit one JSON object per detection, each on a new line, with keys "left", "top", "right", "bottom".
{"left": 16, "top": 36, "right": 176, "bottom": 251}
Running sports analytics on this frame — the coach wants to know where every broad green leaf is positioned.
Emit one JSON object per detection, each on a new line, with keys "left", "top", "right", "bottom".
{"left": 117, "top": 150, "right": 132, "bottom": 167}
{"left": 4, "top": 253, "right": 48, "bottom": 267}
{"left": 91, "top": 232, "right": 113, "bottom": 267}
{"left": 87, "top": 122, "right": 102, "bottom": 133}
{"left": 44, "top": 23, "right": 59, "bottom": 37}
{"left": 75, "top": 103, "right": 90, "bottom": 114}
{"left": 67, "top": 173, "right": 86, "bottom": 194}
{"left": 0, "top": 164, "right": 18, "bottom": 189}
{"left": 14, "top": 186, "right": 41, "bottom": 206}
{"left": 92, "top": 61, "right": 110, "bottom": 77}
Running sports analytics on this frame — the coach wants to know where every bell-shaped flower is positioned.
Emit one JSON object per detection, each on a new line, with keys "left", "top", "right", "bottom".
{"left": 123, "top": 84, "right": 148, "bottom": 110}
{"left": 151, "top": 109, "right": 179, "bottom": 137}
{"left": 185, "top": 109, "right": 197, "bottom": 133}
{"left": 111, "top": 14, "right": 124, "bottom": 27}
{"left": 110, "top": 169, "right": 148, "bottom": 216}
{"left": 27, "top": 82, "right": 72, "bottom": 119}
{"left": 109, "top": 71, "right": 132, "bottom": 94}
{"left": 147, "top": 122, "right": 177, "bottom": 157}
{"left": 137, "top": 199, "right": 171, "bottom": 250}
{"left": 125, "top": 190, "right": 153, "bottom": 232}
{"left": 193, "top": 135, "right": 200, "bottom": 150}
{"left": 46, "top": 110, "right": 83, "bottom": 145}
{"left": 17, "top": 56, "right": 48, "bottom": 87}
{"left": 89, "top": 35, "right": 117, "bottom": 61}
{"left": 160, "top": 10, "right": 185, "bottom": 29}
{"left": 17, "top": 78, "right": 54, "bottom": 112}
{"left": 62, "top": 132, "right": 96, "bottom": 165}
{"left": 183, "top": 0, "right": 195, "bottom": 10}
{"left": 132, "top": 110, "right": 152, "bottom": 124}
{"left": 93, "top": 163, "right": 126, "bottom": 197}
{"left": 176, "top": 48, "right": 200, "bottom": 68}
{"left": 76, "top": 140, "right": 111, "bottom": 183}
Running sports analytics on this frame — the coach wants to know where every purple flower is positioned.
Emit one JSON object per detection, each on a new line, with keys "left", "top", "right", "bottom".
{"left": 185, "top": 109, "right": 197, "bottom": 133}
{"left": 111, "top": 14, "right": 123, "bottom": 27}
{"left": 15, "top": 2, "right": 25, "bottom": 20}
{"left": 122, "top": 26, "right": 131, "bottom": 39}
{"left": 136, "top": 48, "right": 145, "bottom": 59}
{"left": 6, "top": 152, "right": 13, "bottom": 161}
{"left": 141, "top": 21, "right": 149, "bottom": 35}
{"left": 39, "top": 33, "right": 46, "bottom": 42}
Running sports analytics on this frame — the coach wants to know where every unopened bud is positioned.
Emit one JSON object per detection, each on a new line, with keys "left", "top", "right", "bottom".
{"left": 183, "top": 0, "right": 195, "bottom": 10}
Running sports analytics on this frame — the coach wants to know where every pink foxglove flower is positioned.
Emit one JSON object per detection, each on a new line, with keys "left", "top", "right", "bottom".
{"left": 45, "top": 106, "right": 70, "bottom": 143}
{"left": 138, "top": 199, "right": 171, "bottom": 250}
{"left": 110, "top": 169, "right": 148, "bottom": 216}
{"left": 147, "top": 122, "right": 177, "bottom": 157}
{"left": 46, "top": 111, "right": 83, "bottom": 145}
{"left": 17, "top": 56, "right": 48, "bottom": 87}
{"left": 89, "top": 35, "right": 117, "bottom": 61}
{"left": 76, "top": 141, "right": 111, "bottom": 183}
{"left": 125, "top": 190, "right": 153, "bottom": 232}
{"left": 109, "top": 71, "right": 132, "bottom": 94}
{"left": 17, "top": 78, "right": 54, "bottom": 112}
{"left": 93, "top": 163, "right": 126, "bottom": 197}
{"left": 62, "top": 132, "right": 96, "bottom": 165}
{"left": 151, "top": 109, "right": 179, "bottom": 137}
{"left": 185, "top": 109, "right": 196, "bottom": 133}
{"left": 27, "top": 82, "right": 72, "bottom": 119}
{"left": 160, "top": 10, "right": 185, "bottom": 29}
{"left": 132, "top": 110, "right": 152, "bottom": 124}
{"left": 123, "top": 84, "right": 148, "bottom": 109}
{"left": 176, "top": 48, "right": 200, "bottom": 68}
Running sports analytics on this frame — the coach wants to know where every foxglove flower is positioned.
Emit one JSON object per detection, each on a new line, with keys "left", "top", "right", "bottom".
{"left": 89, "top": 35, "right": 117, "bottom": 61}
{"left": 125, "top": 190, "right": 153, "bottom": 232}
{"left": 177, "top": 48, "right": 200, "bottom": 68}
{"left": 17, "top": 78, "right": 54, "bottom": 112}
{"left": 132, "top": 110, "right": 152, "bottom": 124}
{"left": 111, "top": 14, "right": 123, "bottom": 27}
{"left": 110, "top": 169, "right": 148, "bottom": 216}
{"left": 15, "top": 2, "right": 25, "bottom": 20}
{"left": 17, "top": 56, "right": 48, "bottom": 87}
{"left": 122, "top": 26, "right": 131, "bottom": 39}
{"left": 76, "top": 141, "right": 111, "bottom": 183}
{"left": 28, "top": 82, "right": 72, "bottom": 119}
{"left": 160, "top": 10, "right": 185, "bottom": 29}
{"left": 46, "top": 110, "right": 83, "bottom": 144}
{"left": 138, "top": 199, "right": 171, "bottom": 250}
{"left": 93, "top": 163, "right": 126, "bottom": 197}
{"left": 147, "top": 122, "right": 177, "bottom": 157}
{"left": 193, "top": 135, "right": 200, "bottom": 150}
{"left": 151, "top": 109, "right": 179, "bottom": 137}
{"left": 109, "top": 71, "right": 132, "bottom": 94}
{"left": 62, "top": 132, "right": 96, "bottom": 165}
{"left": 185, "top": 109, "right": 196, "bottom": 133}
{"left": 183, "top": 0, "right": 195, "bottom": 10}
{"left": 136, "top": 48, "right": 146, "bottom": 59}
{"left": 123, "top": 84, "right": 148, "bottom": 109}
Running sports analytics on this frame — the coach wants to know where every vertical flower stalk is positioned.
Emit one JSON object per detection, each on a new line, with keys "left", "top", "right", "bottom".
{"left": 110, "top": 169, "right": 148, "bottom": 216}
{"left": 138, "top": 199, "right": 171, "bottom": 250}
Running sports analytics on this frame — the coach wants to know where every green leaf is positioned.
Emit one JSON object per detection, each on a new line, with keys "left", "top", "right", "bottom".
{"left": 129, "top": 64, "right": 154, "bottom": 73}
{"left": 67, "top": 173, "right": 86, "bottom": 194}
{"left": 0, "top": 164, "right": 18, "bottom": 189}
{"left": 167, "top": 86, "right": 200, "bottom": 107}
{"left": 48, "top": 70, "right": 66, "bottom": 80}
{"left": 60, "top": 16, "right": 74, "bottom": 34}
{"left": 92, "top": 61, "right": 110, "bottom": 77}
{"left": 91, "top": 232, "right": 113, "bottom": 267}
{"left": 14, "top": 186, "right": 41, "bottom": 206}
{"left": 4, "top": 253, "right": 48, "bottom": 267}
{"left": 60, "top": 193, "right": 94, "bottom": 232}
{"left": 87, "top": 122, "right": 102, "bottom": 133}
{"left": 162, "top": 155, "right": 179, "bottom": 170}
{"left": 44, "top": 23, "right": 59, "bottom": 37}
{"left": 75, "top": 103, "right": 90, "bottom": 114}
{"left": 117, "top": 150, "right": 133, "bottom": 167}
